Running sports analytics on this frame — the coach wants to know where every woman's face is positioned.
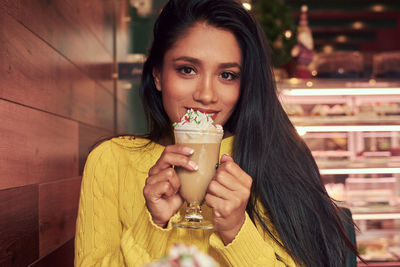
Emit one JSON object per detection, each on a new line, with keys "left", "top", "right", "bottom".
{"left": 153, "top": 22, "right": 242, "bottom": 127}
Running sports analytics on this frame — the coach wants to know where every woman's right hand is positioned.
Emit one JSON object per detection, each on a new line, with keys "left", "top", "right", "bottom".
{"left": 143, "top": 144, "right": 198, "bottom": 228}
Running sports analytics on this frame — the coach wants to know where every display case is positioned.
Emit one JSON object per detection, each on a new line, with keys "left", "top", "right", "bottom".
{"left": 278, "top": 79, "right": 400, "bottom": 265}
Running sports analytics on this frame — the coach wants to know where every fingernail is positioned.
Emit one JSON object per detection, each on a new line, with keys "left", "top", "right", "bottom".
{"left": 221, "top": 153, "right": 230, "bottom": 160}
{"left": 188, "top": 160, "right": 198, "bottom": 171}
{"left": 184, "top": 147, "right": 194, "bottom": 155}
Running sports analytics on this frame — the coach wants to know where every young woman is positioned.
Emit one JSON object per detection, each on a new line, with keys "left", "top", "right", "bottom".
{"left": 75, "top": 0, "right": 358, "bottom": 266}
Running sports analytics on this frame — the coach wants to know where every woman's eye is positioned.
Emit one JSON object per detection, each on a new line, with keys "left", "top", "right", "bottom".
{"left": 220, "top": 71, "right": 239, "bottom": 81}
{"left": 177, "top": 66, "right": 196, "bottom": 75}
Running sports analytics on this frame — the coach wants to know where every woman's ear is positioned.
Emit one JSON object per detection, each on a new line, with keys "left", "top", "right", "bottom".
{"left": 152, "top": 68, "right": 162, "bottom": 92}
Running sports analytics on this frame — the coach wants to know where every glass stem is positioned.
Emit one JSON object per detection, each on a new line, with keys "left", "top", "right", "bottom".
{"left": 184, "top": 202, "right": 203, "bottom": 222}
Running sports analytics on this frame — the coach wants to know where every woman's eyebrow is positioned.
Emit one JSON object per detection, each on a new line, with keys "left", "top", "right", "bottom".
{"left": 173, "top": 56, "right": 200, "bottom": 64}
{"left": 173, "top": 56, "right": 241, "bottom": 69}
{"left": 218, "top": 62, "right": 241, "bottom": 69}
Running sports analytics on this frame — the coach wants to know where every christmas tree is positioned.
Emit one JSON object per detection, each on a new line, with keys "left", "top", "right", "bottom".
{"left": 253, "top": 0, "right": 297, "bottom": 67}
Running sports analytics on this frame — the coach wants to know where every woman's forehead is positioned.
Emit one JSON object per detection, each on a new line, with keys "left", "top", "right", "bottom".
{"left": 165, "top": 22, "right": 242, "bottom": 65}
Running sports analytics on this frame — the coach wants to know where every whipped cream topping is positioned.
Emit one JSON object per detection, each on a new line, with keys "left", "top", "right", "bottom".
{"left": 173, "top": 109, "right": 223, "bottom": 132}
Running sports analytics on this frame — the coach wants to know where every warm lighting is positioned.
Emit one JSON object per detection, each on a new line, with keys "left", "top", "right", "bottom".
{"left": 296, "top": 127, "right": 307, "bottom": 136}
{"left": 306, "top": 81, "right": 313, "bottom": 87}
{"left": 320, "top": 168, "right": 400, "bottom": 175}
{"left": 242, "top": 3, "right": 252, "bottom": 10}
{"left": 352, "top": 21, "right": 364, "bottom": 30}
{"left": 296, "top": 125, "right": 400, "bottom": 133}
{"left": 323, "top": 45, "right": 334, "bottom": 54}
{"left": 282, "top": 88, "right": 400, "bottom": 96}
{"left": 336, "top": 35, "right": 347, "bottom": 43}
{"left": 123, "top": 82, "right": 132, "bottom": 89}
{"left": 284, "top": 30, "right": 292, "bottom": 39}
{"left": 311, "top": 70, "right": 318, "bottom": 76}
{"left": 369, "top": 79, "right": 377, "bottom": 85}
{"left": 371, "top": 4, "right": 385, "bottom": 12}
{"left": 288, "top": 78, "right": 301, "bottom": 85}
{"left": 353, "top": 213, "right": 400, "bottom": 220}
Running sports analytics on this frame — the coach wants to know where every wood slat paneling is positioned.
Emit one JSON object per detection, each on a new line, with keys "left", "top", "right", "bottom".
{"left": 39, "top": 177, "right": 81, "bottom": 257}
{"left": 79, "top": 123, "right": 113, "bottom": 175}
{"left": 0, "top": 9, "right": 114, "bottom": 131}
{"left": 30, "top": 238, "right": 74, "bottom": 267}
{"left": 95, "top": 83, "right": 115, "bottom": 131}
{"left": 0, "top": 100, "right": 79, "bottom": 190}
{"left": 0, "top": 185, "right": 39, "bottom": 267}
{"left": 0, "top": 0, "right": 114, "bottom": 92}
{"left": 68, "top": 0, "right": 114, "bottom": 54}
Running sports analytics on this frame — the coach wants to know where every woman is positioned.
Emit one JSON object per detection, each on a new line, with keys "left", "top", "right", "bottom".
{"left": 75, "top": 0, "right": 358, "bottom": 266}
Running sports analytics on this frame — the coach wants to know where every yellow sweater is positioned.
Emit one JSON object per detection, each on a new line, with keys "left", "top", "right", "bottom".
{"left": 75, "top": 136, "right": 296, "bottom": 267}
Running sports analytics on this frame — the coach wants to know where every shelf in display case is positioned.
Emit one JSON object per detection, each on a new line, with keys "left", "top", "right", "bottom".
{"left": 347, "top": 206, "right": 400, "bottom": 220}
{"left": 290, "top": 116, "right": 400, "bottom": 126}
{"left": 277, "top": 79, "right": 400, "bottom": 95}
{"left": 320, "top": 168, "right": 400, "bottom": 175}
{"left": 296, "top": 125, "right": 400, "bottom": 133}
{"left": 353, "top": 213, "right": 400, "bottom": 220}
{"left": 317, "top": 156, "right": 400, "bottom": 172}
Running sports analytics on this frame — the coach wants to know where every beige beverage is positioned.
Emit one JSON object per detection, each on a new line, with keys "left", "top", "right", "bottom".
{"left": 176, "top": 142, "right": 221, "bottom": 203}
{"left": 172, "top": 111, "right": 223, "bottom": 229}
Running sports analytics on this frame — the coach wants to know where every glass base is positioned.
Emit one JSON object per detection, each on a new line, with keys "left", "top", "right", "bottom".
{"left": 172, "top": 219, "right": 213, "bottom": 229}
{"left": 172, "top": 202, "right": 213, "bottom": 230}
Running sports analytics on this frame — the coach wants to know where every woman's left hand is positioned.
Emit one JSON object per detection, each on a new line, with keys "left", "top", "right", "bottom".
{"left": 205, "top": 154, "right": 253, "bottom": 245}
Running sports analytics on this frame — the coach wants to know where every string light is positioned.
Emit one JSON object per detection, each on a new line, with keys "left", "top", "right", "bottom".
{"left": 242, "top": 3, "right": 252, "bottom": 10}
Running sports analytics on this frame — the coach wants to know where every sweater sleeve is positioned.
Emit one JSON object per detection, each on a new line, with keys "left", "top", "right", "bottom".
{"left": 209, "top": 213, "right": 296, "bottom": 267}
{"left": 74, "top": 141, "right": 173, "bottom": 267}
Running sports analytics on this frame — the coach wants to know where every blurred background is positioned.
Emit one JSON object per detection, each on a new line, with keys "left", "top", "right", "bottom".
{"left": 0, "top": 0, "right": 400, "bottom": 266}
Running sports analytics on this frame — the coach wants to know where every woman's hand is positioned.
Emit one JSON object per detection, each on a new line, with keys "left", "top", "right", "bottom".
{"left": 143, "top": 145, "right": 198, "bottom": 228}
{"left": 205, "top": 154, "right": 252, "bottom": 245}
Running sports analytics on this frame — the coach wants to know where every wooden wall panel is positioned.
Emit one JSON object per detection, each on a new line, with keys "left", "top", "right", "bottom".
{"left": 39, "top": 177, "right": 81, "bottom": 257}
{"left": 79, "top": 123, "right": 113, "bottom": 175}
{"left": 95, "top": 84, "right": 115, "bottom": 131}
{"left": 0, "top": 9, "right": 114, "bottom": 131}
{"left": 30, "top": 238, "right": 74, "bottom": 267}
{"left": 0, "top": 0, "right": 133, "bottom": 265}
{"left": 68, "top": 0, "right": 114, "bottom": 54}
{"left": 0, "top": 185, "right": 38, "bottom": 267}
{"left": 0, "top": 0, "right": 114, "bottom": 92}
{"left": 0, "top": 100, "right": 79, "bottom": 190}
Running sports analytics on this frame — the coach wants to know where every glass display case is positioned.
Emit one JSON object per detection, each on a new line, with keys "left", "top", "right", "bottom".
{"left": 278, "top": 79, "right": 400, "bottom": 265}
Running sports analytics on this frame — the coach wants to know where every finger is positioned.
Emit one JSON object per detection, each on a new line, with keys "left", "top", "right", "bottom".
{"left": 218, "top": 160, "right": 252, "bottom": 189}
{"left": 213, "top": 170, "right": 242, "bottom": 192}
{"left": 146, "top": 181, "right": 175, "bottom": 201}
{"left": 149, "top": 151, "right": 198, "bottom": 176}
{"left": 164, "top": 144, "right": 195, "bottom": 155}
{"left": 146, "top": 168, "right": 181, "bottom": 192}
{"left": 207, "top": 180, "right": 232, "bottom": 200}
{"left": 220, "top": 153, "right": 234, "bottom": 163}
{"left": 205, "top": 193, "right": 232, "bottom": 218}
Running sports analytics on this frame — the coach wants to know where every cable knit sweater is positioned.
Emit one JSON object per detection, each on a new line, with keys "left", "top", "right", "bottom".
{"left": 74, "top": 136, "right": 296, "bottom": 267}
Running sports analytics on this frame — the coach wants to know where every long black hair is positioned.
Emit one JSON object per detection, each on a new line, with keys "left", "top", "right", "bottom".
{"left": 140, "top": 0, "right": 359, "bottom": 266}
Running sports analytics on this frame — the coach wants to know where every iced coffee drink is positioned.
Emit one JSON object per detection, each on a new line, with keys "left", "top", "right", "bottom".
{"left": 173, "top": 109, "right": 223, "bottom": 229}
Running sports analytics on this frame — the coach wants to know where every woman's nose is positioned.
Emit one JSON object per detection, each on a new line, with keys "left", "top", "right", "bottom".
{"left": 192, "top": 74, "right": 218, "bottom": 104}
